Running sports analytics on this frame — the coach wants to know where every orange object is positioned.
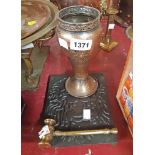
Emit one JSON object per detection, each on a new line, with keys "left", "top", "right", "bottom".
{"left": 125, "top": 78, "right": 131, "bottom": 91}
{"left": 124, "top": 105, "right": 130, "bottom": 118}
{"left": 128, "top": 115, "right": 133, "bottom": 130}
{"left": 119, "top": 95, "right": 125, "bottom": 107}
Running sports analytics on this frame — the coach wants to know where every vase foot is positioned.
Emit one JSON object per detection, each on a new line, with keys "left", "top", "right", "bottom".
{"left": 65, "top": 76, "right": 98, "bottom": 98}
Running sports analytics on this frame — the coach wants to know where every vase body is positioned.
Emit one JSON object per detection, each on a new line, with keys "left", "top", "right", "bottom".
{"left": 56, "top": 5, "right": 101, "bottom": 98}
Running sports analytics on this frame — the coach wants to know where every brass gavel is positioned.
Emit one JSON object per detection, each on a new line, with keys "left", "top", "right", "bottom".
{"left": 38, "top": 118, "right": 118, "bottom": 146}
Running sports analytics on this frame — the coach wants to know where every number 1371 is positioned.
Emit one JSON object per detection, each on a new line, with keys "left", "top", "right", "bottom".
{"left": 74, "top": 42, "right": 89, "bottom": 48}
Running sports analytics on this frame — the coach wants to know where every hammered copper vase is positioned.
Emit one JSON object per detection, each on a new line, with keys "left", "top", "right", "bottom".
{"left": 56, "top": 5, "right": 101, "bottom": 98}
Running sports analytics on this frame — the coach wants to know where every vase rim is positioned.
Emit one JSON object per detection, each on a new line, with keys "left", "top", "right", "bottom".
{"left": 57, "top": 5, "right": 101, "bottom": 32}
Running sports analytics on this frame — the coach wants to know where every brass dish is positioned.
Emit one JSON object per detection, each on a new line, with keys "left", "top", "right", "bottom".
{"left": 21, "top": 0, "right": 58, "bottom": 46}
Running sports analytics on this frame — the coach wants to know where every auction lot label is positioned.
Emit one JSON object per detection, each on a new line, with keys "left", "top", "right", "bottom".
{"left": 70, "top": 39, "right": 92, "bottom": 51}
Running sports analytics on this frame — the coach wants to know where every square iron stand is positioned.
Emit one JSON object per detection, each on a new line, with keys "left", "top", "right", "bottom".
{"left": 41, "top": 73, "right": 118, "bottom": 146}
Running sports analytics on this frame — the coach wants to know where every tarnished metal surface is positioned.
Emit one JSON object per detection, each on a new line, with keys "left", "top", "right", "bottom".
{"left": 125, "top": 25, "right": 133, "bottom": 40}
{"left": 21, "top": 46, "right": 49, "bottom": 90}
{"left": 39, "top": 119, "right": 56, "bottom": 146}
{"left": 21, "top": 0, "right": 58, "bottom": 46}
{"left": 56, "top": 6, "right": 102, "bottom": 97}
{"left": 51, "top": 0, "right": 101, "bottom": 10}
{"left": 21, "top": 0, "right": 51, "bottom": 39}
{"left": 100, "top": 8, "right": 119, "bottom": 52}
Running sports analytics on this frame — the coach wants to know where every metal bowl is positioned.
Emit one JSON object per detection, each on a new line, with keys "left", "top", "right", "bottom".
{"left": 21, "top": 0, "right": 58, "bottom": 46}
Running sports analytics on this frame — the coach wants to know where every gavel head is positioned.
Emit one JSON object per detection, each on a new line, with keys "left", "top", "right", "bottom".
{"left": 44, "top": 118, "right": 56, "bottom": 126}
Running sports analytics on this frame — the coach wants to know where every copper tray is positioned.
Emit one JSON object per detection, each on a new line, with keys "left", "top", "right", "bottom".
{"left": 21, "top": 0, "right": 58, "bottom": 46}
{"left": 21, "top": 0, "right": 51, "bottom": 39}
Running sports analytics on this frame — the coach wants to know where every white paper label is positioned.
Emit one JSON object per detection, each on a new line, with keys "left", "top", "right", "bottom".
{"left": 38, "top": 125, "right": 50, "bottom": 139}
{"left": 70, "top": 39, "right": 92, "bottom": 51}
{"left": 22, "top": 43, "right": 34, "bottom": 49}
{"left": 58, "top": 38, "right": 68, "bottom": 49}
{"left": 108, "top": 24, "right": 115, "bottom": 29}
{"left": 129, "top": 71, "right": 133, "bottom": 80}
{"left": 85, "top": 149, "right": 92, "bottom": 155}
{"left": 83, "top": 109, "right": 91, "bottom": 120}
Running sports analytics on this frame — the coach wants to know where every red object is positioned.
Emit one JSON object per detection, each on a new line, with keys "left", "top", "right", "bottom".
{"left": 119, "top": 95, "right": 126, "bottom": 107}
{"left": 128, "top": 115, "right": 133, "bottom": 131}
{"left": 21, "top": 23, "right": 132, "bottom": 155}
{"left": 125, "top": 75, "right": 132, "bottom": 92}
